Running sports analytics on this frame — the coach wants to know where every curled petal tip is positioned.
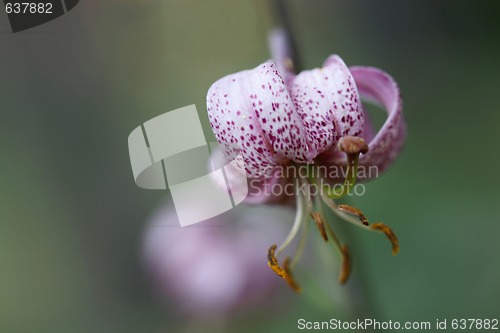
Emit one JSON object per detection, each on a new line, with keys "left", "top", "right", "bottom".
{"left": 351, "top": 66, "right": 406, "bottom": 174}
{"left": 320, "top": 66, "right": 406, "bottom": 181}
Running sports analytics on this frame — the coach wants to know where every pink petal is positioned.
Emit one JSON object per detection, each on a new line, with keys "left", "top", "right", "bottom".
{"left": 352, "top": 67, "right": 406, "bottom": 173}
{"left": 207, "top": 61, "right": 312, "bottom": 178}
{"left": 208, "top": 145, "right": 287, "bottom": 204}
{"left": 245, "top": 171, "right": 291, "bottom": 205}
{"left": 361, "top": 108, "right": 377, "bottom": 143}
{"left": 290, "top": 55, "right": 364, "bottom": 156}
{"left": 325, "top": 67, "right": 406, "bottom": 177}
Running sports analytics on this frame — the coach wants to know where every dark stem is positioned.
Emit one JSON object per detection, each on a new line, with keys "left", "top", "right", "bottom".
{"left": 269, "top": 0, "right": 302, "bottom": 72}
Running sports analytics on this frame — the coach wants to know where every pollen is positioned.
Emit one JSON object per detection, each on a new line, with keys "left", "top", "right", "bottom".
{"left": 310, "top": 212, "right": 328, "bottom": 242}
{"left": 371, "top": 223, "right": 400, "bottom": 255}
{"left": 267, "top": 244, "right": 301, "bottom": 293}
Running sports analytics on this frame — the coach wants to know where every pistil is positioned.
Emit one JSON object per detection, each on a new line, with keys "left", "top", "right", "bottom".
{"left": 323, "top": 136, "right": 368, "bottom": 199}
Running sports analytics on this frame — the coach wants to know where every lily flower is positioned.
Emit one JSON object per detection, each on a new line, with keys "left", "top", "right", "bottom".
{"left": 206, "top": 30, "right": 406, "bottom": 292}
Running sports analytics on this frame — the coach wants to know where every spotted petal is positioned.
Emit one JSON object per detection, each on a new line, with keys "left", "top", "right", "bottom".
{"left": 354, "top": 67, "right": 406, "bottom": 173}
{"left": 207, "top": 61, "right": 312, "bottom": 179}
{"left": 290, "top": 55, "right": 364, "bottom": 156}
{"left": 323, "top": 67, "right": 406, "bottom": 178}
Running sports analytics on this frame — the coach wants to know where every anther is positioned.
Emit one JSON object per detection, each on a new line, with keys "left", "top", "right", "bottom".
{"left": 339, "top": 244, "right": 351, "bottom": 284}
{"left": 267, "top": 244, "right": 286, "bottom": 279}
{"left": 310, "top": 212, "right": 328, "bottom": 242}
{"left": 267, "top": 244, "right": 301, "bottom": 292}
{"left": 337, "top": 204, "right": 369, "bottom": 226}
{"left": 371, "top": 223, "right": 400, "bottom": 255}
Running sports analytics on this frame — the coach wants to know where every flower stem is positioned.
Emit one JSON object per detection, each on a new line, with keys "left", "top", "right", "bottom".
{"left": 269, "top": 0, "right": 302, "bottom": 72}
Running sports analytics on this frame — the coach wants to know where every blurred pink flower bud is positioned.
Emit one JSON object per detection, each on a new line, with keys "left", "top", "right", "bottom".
{"left": 142, "top": 204, "right": 291, "bottom": 315}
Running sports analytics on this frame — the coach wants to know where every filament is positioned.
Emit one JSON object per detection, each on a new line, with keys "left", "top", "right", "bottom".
{"left": 320, "top": 192, "right": 399, "bottom": 255}
{"left": 276, "top": 179, "right": 305, "bottom": 255}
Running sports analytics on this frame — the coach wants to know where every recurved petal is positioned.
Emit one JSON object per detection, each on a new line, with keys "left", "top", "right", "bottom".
{"left": 207, "top": 61, "right": 312, "bottom": 178}
{"left": 324, "top": 67, "right": 406, "bottom": 178}
{"left": 352, "top": 67, "right": 406, "bottom": 174}
{"left": 361, "top": 108, "right": 377, "bottom": 143}
{"left": 290, "top": 55, "right": 364, "bottom": 156}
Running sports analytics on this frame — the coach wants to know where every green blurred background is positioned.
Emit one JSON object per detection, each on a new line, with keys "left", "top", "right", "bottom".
{"left": 1, "top": 0, "right": 499, "bottom": 332}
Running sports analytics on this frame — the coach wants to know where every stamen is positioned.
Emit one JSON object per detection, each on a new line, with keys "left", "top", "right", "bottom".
{"left": 267, "top": 244, "right": 286, "bottom": 279}
{"left": 338, "top": 204, "right": 369, "bottom": 226}
{"left": 269, "top": 177, "right": 308, "bottom": 292}
{"left": 320, "top": 192, "right": 399, "bottom": 256}
{"left": 322, "top": 216, "right": 352, "bottom": 284}
{"left": 283, "top": 257, "right": 302, "bottom": 292}
{"left": 371, "top": 223, "right": 400, "bottom": 255}
{"left": 323, "top": 136, "right": 368, "bottom": 199}
{"left": 314, "top": 187, "right": 352, "bottom": 283}
{"left": 310, "top": 212, "right": 328, "bottom": 242}
{"left": 267, "top": 245, "right": 301, "bottom": 293}
{"left": 320, "top": 192, "right": 367, "bottom": 228}
{"left": 302, "top": 175, "right": 314, "bottom": 212}
{"left": 339, "top": 244, "right": 351, "bottom": 284}
{"left": 276, "top": 182, "right": 305, "bottom": 255}
{"left": 290, "top": 210, "right": 309, "bottom": 268}
{"left": 290, "top": 174, "right": 312, "bottom": 268}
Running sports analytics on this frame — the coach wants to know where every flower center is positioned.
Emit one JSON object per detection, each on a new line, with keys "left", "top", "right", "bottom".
{"left": 267, "top": 136, "right": 399, "bottom": 292}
